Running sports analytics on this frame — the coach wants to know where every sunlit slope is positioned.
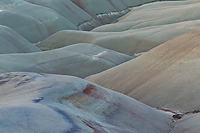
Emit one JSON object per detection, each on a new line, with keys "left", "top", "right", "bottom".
{"left": 86, "top": 27, "right": 200, "bottom": 112}
{"left": 37, "top": 20, "right": 200, "bottom": 56}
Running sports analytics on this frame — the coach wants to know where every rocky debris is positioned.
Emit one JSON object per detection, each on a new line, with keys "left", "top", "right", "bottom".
{"left": 173, "top": 113, "right": 184, "bottom": 120}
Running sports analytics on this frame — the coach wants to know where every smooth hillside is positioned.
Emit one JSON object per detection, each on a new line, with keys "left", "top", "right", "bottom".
{"left": 0, "top": 25, "right": 41, "bottom": 54}
{"left": 93, "top": 0, "right": 200, "bottom": 32}
{"left": 86, "top": 27, "right": 200, "bottom": 113}
{"left": 0, "top": 72, "right": 173, "bottom": 133}
{"left": 37, "top": 20, "right": 200, "bottom": 56}
{"left": 0, "top": 43, "right": 133, "bottom": 78}
{"left": 0, "top": 0, "right": 154, "bottom": 43}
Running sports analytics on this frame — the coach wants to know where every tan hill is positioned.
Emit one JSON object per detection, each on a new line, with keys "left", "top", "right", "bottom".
{"left": 86, "top": 27, "right": 200, "bottom": 113}
{"left": 36, "top": 20, "right": 200, "bottom": 56}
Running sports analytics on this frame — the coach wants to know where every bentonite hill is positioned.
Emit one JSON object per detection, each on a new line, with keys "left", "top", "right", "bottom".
{"left": 1, "top": 0, "right": 200, "bottom": 133}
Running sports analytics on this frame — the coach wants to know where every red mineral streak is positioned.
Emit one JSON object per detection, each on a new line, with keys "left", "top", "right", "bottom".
{"left": 16, "top": 78, "right": 31, "bottom": 86}
{"left": 0, "top": 80, "right": 9, "bottom": 85}
{"left": 39, "top": 73, "right": 48, "bottom": 77}
{"left": 83, "top": 84, "right": 98, "bottom": 96}
{"left": 82, "top": 84, "right": 111, "bottom": 101}
{"left": 0, "top": 73, "right": 19, "bottom": 80}
{"left": 81, "top": 119, "right": 106, "bottom": 133}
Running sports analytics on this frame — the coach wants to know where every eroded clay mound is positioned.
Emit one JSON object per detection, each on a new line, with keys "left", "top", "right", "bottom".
{"left": 0, "top": 0, "right": 154, "bottom": 43}
{"left": 0, "top": 25, "right": 41, "bottom": 54}
{"left": 36, "top": 20, "right": 200, "bottom": 56}
{"left": 0, "top": 0, "right": 77, "bottom": 43}
{"left": 93, "top": 0, "right": 200, "bottom": 32}
{"left": 0, "top": 72, "right": 173, "bottom": 133}
{"left": 0, "top": 43, "right": 133, "bottom": 78}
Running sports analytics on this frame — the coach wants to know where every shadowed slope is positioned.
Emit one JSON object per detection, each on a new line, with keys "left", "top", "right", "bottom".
{"left": 0, "top": 25, "right": 41, "bottom": 54}
{"left": 0, "top": 72, "right": 173, "bottom": 133}
{"left": 0, "top": 0, "right": 154, "bottom": 43}
{"left": 0, "top": 43, "right": 133, "bottom": 78}
{"left": 24, "top": 0, "right": 101, "bottom": 31}
{"left": 0, "top": 0, "right": 77, "bottom": 43}
{"left": 86, "top": 27, "right": 200, "bottom": 112}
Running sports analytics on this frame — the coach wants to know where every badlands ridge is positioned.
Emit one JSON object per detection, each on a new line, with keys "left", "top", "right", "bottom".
{"left": 1, "top": 0, "right": 200, "bottom": 132}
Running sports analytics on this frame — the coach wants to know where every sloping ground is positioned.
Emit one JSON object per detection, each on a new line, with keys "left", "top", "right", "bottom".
{"left": 0, "top": 0, "right": 77, "bottom": 43}
{"left": 0, "top": 25, "right": 41, "bottom": 54}
{"left": 2, "top": 0, "right": 200, "bottom": 132}
{"left": 0, "top": 72, "right": 173, "bottom": 133}
{"left": 24, "top": 0, "right": 98, "bottom": 27}
{"left": 37, "top": 20, "right": 200, "bottom": 56}
{"left": 0, "top": 43, "right": 133, "bottom": 78}
{"left": 36, "top": 0, "right": 200, "bottom": 56}
{"left": 86, "top": 27, "right": 200, "bottom": 113}
{"left": 69, "top": 0, "right": 154, "bottom": 24}
{"left": 0, "top": 0, "right": 154, "bottom": 43}
{"left": 93, "top": 0, "right": 200, "bottom": 32}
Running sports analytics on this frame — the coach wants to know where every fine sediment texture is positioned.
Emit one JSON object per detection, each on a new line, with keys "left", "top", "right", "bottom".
{"left": 0, "top": 72, "right": 173, "bottom": 133}
{"left": 0, "top": 0, "right": 155, "bottom": 43}
{"left": 1, "top": 0, "right": 200, "bottom": 132}
{"left": 0, "top": 43, "right": 133, "bottom": 78}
